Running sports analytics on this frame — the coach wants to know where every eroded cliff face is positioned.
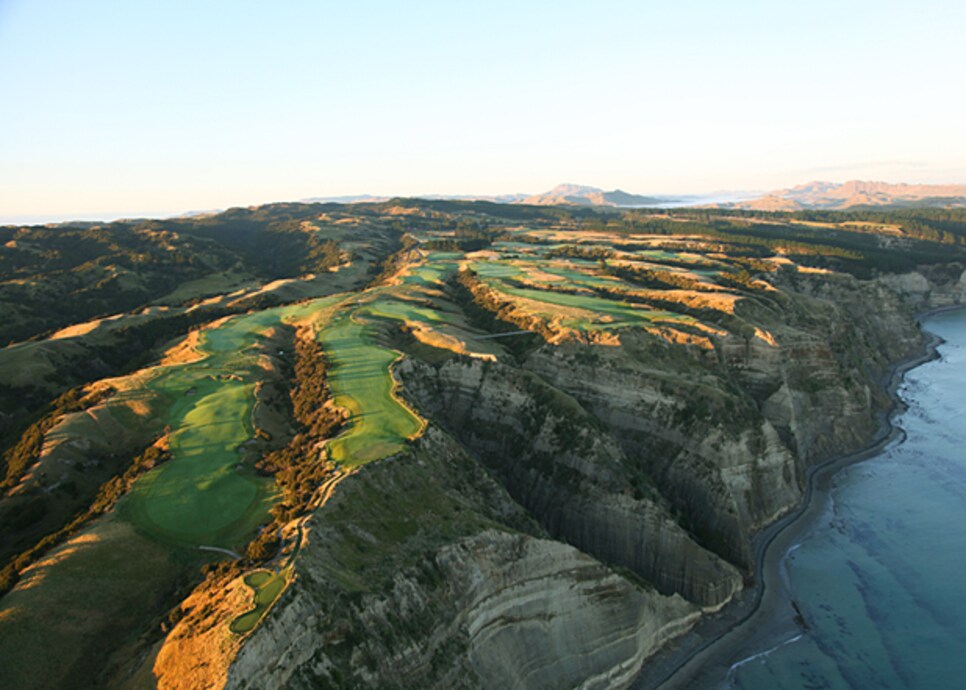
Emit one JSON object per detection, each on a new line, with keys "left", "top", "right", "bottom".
{"left": 216, "top": 431, "right": 702, "bottom": 690}
{"left": 522, "top": 342, "right": 799, "bottom": 569}
{"left": 228, "top": 528, "right": 699, "bottom": 690}
{"left": 154, "top": 268, "right": 966, "bottom": 690}
{"left": 522, "top": 269, "right": 963, "bottom": 573}
{"left": 397, "top": 358, "right": 742, "bottom": 607}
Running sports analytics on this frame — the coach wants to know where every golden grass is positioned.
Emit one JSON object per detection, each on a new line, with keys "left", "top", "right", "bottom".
{"left": 153, "top": 573, "right": 262, "bottom": 690}
{"left": 48, "top": 317, "right": 116, "bottom": 340}
{"left": 409, "top": 324, "right": 498, "bottom": 361}
{"left": 754, "top": 327, "right": 778, "bottom": 346}
{"left": 586, "top": 330, "right": 622, "bottom": 346}
{"left": 465, "top": 249, "right": 501, "bottom": 260}
{"left": 159, "top": 329, "right": 206, "bottom": 366}
{"left": 751, "top": 278, "right": 778, "bottom": 292}
{"left": 0, "top": 518, "right": 181, "bottom": 690}
{"left": 626, "top": 288, "right": 741, "bottom": 314}
{"left": 687, "top": 321, "right": 730, "bottom": 338}
{"left": 383, "top": 205, "right": 421, "bottom": 216}
{"left": 796, "top": 265, "right": 834, "bottom": 275}
{"left": 649, "top": 327, "right": 715, "bottom": 349}
{"left": 764, "top": 256, "right": 834, "bottom": 275}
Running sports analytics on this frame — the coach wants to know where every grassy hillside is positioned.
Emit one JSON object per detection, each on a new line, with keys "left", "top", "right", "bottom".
{"left": 0, "top": 203, "right": 400, "bottom": 345}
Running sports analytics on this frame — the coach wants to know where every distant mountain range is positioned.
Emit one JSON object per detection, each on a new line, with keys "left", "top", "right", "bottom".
{"left": 718, "top": 180, "right": 966, "bottom": 211}
{"left": 516, "top": 181, "right": 966, "bottom": 210}
{"left": 301, "top": 193, "right": 530, "bottom": 205}
{"left": 7, "top": 180, "right": 964, "bottom": 227}
{"left": 301, "top": 180, "right": 966, "bottom": 212}
{"left": 302, "top": 184, "right": 716, "bottom": 208}
{"left": 517, "top": 183, "right": 683, "bottom": 207}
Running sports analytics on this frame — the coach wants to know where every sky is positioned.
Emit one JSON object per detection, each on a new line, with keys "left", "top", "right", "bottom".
{"left": 1, "top": 0, "right": 964, "bottom": 223}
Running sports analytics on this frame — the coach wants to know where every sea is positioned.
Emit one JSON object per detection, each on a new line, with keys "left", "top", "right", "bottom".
{"left": 726, "top": 309, "right": 966, "bottom": 689}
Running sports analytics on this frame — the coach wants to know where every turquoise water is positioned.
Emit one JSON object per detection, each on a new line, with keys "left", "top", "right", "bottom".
{"left": 730, "top": 310, "right": 966, "bottom": 689}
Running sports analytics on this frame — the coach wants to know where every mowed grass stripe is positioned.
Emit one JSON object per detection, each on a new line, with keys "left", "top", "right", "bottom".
{"left": 318, "top": 314, "right": 423, "bottom": 467}
{"left": 121, "top": 305, "right": 316, "bottom": 548}
{"left": 497, "top": 283, "right": 683, "bottom": 323}
{"left": 129, "top": 381, "right": 273, "bottom": 544}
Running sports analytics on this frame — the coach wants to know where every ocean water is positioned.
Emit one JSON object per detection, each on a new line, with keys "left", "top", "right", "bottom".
{"left": 729, "top": 310, "right": 966, "bottom": 689}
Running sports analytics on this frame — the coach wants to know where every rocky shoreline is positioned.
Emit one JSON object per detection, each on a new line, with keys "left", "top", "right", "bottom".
{"left": 635, "top": 304, "right": 963, "bottom": 690}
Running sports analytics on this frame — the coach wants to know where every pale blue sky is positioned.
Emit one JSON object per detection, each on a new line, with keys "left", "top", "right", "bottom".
{"left": 1, "top": 0, "right": 964, "bottom": 222}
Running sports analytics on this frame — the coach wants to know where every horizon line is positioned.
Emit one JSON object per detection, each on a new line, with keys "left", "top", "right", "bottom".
{"left": 4, "top": 177, "right": 966, "bottom": 228}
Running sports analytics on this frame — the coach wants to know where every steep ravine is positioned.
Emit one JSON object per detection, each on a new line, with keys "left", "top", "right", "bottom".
{"left": 160, "top": 268, "right": 965, "bottom": 690}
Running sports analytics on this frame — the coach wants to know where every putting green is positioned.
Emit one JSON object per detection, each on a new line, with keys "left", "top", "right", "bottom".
{"left": 230, "top": 569, "right": 288, "bottom": 634}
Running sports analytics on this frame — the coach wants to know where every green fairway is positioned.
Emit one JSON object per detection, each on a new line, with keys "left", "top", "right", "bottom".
{"left": 470, "top": 260, "right": 523, "bottom": 279}
{"left": 540, "top": 263, "right": 625, "bottom": 288}
{"left": 108, "top": 235, "right": 704, "bottom": 550}
{"left": 493, "top": 240, "right": 544, "bottom": 253}
{"left": 497, "top": 283, "right": 676, "bottom": 323}
{"left": 398, "top": 254, "right": 459, "bottom": 287}
{"left": 318, "top": 313, "right": 423, "bottom": 467}
{"left": 631, "top": 249, "right": 725, "bottom": 268}
{"left": 120, "top": 302, "right": 325, "bottom": 548}
{"left": 123, "top": 379, "right": 274, "bottom": 545}
{"left": 116, "top": 290, "right": 423, "bottom": 546}
{"left": 230, "top": 569, "right": 288, "bottom": 634}
{"left": 364, "top": 298, "right": 447, "bottom": 325}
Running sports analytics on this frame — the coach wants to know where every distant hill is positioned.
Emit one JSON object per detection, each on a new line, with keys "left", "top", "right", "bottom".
{"left": 519, "top": 183, "right": 673, "bottom": 207}
{"left": 300, "top": 194, "right": 391, "bottom": 204}
{"left": 274, "top": 181, "right": 966, "bottom": 211}
{"left": 723, "top": 180, "right": 966, "bottom": 211}
{"left": 302, "top": 193, "right": 529, "bottom": 204}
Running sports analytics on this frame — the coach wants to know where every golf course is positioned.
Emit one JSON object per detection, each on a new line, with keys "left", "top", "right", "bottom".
{"left": 317, "top": 311, "right": 424, "bottom": 468}
{"left": 230, "top": 568, "right": 290, "bottom": 634}
{"left": 120, "top": 302, "right": 320, "bottom": 548}
{"left": 113, "top": 230, "right": 743, "bottom": 551}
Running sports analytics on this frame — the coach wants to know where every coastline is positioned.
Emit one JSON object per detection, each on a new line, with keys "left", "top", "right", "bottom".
{"left": 634, "top": 304, "right": 965, "bottom": 690}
